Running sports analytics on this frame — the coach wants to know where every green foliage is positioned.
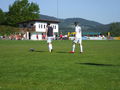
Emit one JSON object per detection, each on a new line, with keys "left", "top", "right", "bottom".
{"left": 109, "top": 22, "right": 120, "bottom": 36}
{"left": 0, "top": 0, "right": 40, "bottom": 35}
{"left": 7, "top": 0, "right": 40, "bottom": 26}
{"left": 0, "top": 8, "right": 6, "bottom": 25}
{"left": 0, "top": 25, "right": 19, "bottom": 35}
{"left": 0, "top": 40, "right": 120, "bottom": 90}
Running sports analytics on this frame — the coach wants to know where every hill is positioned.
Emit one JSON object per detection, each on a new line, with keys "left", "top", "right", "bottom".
{"left": 58, "top": 18, "right": 109, "bottom": 33}
{"left": 40, "top": 14, "right": 110, "bottom": 33}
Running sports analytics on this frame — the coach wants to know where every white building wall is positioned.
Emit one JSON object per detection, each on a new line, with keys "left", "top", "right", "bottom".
{"left": 35, "top": 22, "right": 59, "bottom": 33}
{"left": 51, "top": 23, "right": 59, "bottom": 33}
{"left": 31, "top": 32, "right": 42, "bottom": 40}
{"left": 19, "top": 21, "right": 59, "bottom": 40}
{"left": 35, "top": 22, "right": 46, "bottom": 32}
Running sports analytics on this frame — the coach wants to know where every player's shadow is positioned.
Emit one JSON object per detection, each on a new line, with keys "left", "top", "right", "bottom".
{"left": 29, "top": 50, "right": 46, "bottom": 52}
{"left": 56, "top": 51, "right": 69, "bottom": 53}
{"left": 35, "top": 50, "right": 47, "bottom": 52}
{"left": 76, "top": 62, "right": 120, "bottom": 67}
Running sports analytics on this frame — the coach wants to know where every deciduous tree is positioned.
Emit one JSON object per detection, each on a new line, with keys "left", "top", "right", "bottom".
{"left": 109, "top": 23, "right": 120, "bottom": 36}
{"left": 7, "top": 0, "right": 40, "bottom": 26}
{"left": 0, "top": 8, "right": 6, "bottom": 25}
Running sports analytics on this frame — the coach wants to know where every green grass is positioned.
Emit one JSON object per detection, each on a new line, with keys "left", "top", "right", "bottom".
{"left": 0, "top": 40, "right": 120, "bottom": 90}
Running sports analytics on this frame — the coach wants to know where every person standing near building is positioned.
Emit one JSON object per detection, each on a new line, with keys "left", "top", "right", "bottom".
{"left": 60, "top": 32, "right": 63, "bottom": 40}
{"left": 36, "top": 33, "right": 39, "bottom": 40}
{"left": 46, "top": 23, "right": 53, "bottom": 52}
{"left": 70, "top": 22, "right": 83, "bottom": 53}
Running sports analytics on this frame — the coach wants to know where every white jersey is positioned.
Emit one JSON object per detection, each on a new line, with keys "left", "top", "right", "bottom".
{"left": 75, "top": 25, "right": 82, "bottom": 38}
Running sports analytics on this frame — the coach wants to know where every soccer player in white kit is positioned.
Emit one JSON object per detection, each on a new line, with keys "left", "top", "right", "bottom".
{"left": 70, "top": 22, "right": 83, "bottom": 53}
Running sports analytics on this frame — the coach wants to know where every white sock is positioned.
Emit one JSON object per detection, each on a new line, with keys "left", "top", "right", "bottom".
{"left": 48, "top": 44, "right": 51, "bottom": 52}
{"left": 49, "top": 44, "right": 53, "bottom": 52}
{"left": 72, "top": 44, "right": 75, "bottom": 52}
{"left": 50, "top": 44, "right": 53, "bottom": 50}
{"left": 80, "top": 44, "right": 83, "bottom": 52}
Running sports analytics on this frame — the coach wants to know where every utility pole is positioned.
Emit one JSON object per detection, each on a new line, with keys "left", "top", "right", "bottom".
{"left": 57, "top": 0, "right": 59, "bottom": 20}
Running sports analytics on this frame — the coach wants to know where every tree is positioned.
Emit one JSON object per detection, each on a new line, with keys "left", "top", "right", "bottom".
{"left": 109, "top": 22, "right": 120, "bottom": 36}
{"left": 0, "top": 8, "right": 6, "bottom": 25}
{"left": 7, "top": 0, "right": 40, "bottom": 26}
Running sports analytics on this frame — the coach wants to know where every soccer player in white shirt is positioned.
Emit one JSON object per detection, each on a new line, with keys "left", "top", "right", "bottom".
{"left": 70, "top": 22, "right": 83, "bottom": 53}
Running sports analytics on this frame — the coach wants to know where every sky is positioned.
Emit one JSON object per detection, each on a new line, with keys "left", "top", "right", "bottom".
{"left": 0, "top": 0, "right": 120, "bottom": 24}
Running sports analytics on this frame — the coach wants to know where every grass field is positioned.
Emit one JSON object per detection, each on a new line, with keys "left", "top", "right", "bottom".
{"left": 0, "top": 40, "right": 120, "bottom": 90}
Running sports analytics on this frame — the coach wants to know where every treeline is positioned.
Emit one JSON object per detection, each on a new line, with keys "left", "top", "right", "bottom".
{"left": 0, "top": 0, "right": 40, "bottom": 35}
{"left": 109, "top": 22, "right": 120, "bottom": 36}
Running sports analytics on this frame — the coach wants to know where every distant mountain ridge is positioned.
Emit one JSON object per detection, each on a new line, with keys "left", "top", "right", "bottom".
{"left": 40, "top": 14, "right": 58, "bottom": 21}
{"left": 40, "top": 14, "right": 110, "bottom": 33}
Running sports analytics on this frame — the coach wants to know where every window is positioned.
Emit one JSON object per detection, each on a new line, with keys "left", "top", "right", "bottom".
{"left": 23, "top": 24, "right": 27, "bottom": 27}
{"left": 55, "top": 26, "right": 56, "bottom": 29}
{"left": 53, "top": 25, "right": 54, "bottom": 29}
{"left": 41, "top": 25, "right": 43, "bottom": 28}
{"left": 44, "top": 25, "right": 46, "bottom": 28}
{"left": 31, "top": 24, "right": 33, "bottom": 26}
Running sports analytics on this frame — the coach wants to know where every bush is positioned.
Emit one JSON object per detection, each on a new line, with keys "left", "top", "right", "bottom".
{"left": 0, "top": 25, "right": 19, "bottom": 36}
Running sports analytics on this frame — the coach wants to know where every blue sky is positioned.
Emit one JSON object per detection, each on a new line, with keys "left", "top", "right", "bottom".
{"left": 0, "top": 0, "right": 120, "bottom": 24}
